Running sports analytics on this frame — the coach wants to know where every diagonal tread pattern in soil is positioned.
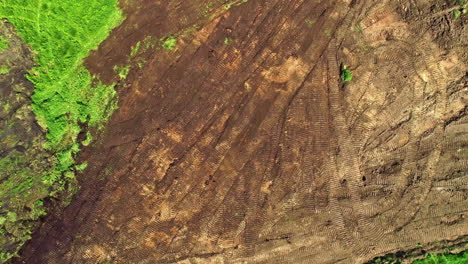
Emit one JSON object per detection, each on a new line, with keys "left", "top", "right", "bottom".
{"left": 15, "top": 0, "right": 468, "bottom": 263}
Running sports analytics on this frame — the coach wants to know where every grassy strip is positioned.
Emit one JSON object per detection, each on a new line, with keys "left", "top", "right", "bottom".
{"left": 412, "top": 250, "right": 468, "bottom": 264}
{"left": 0, "top": 0, "right": 123, "bottom": 152}
{"left": 367, "top": 249, "right": 468, "bottom": 264}
{"left": 0, "top": 65, "right": 9, "bottom": 74}
{"left": 0, "top": 0, "right": 123, "bottom": 262}
{"left": 0, "top": 35, "right": 7, "bottom": 50}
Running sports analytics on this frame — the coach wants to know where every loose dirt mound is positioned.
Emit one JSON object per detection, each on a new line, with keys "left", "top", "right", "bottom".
{"left": 16, "top": 0, "right": 468, "bottom": 263}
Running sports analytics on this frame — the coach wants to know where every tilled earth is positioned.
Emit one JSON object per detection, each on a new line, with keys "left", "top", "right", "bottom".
{"left": 15, "top": 0, "right": 468, "bottom": 263}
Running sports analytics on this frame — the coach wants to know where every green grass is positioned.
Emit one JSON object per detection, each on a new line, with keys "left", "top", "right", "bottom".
{"left": 0, "top": 65, "right": 9, "bottom": 74}
{"left": 162, "top": 35, "right": 177, "bottom": 50}
{"left": 453, "top": 0, "right": 467, "bottom": 19}
{"left": 367, "top": 253, "right": 402, "bottom": 264}
{"left": 130, "top": 41, "right": 141, "bottom": 57}
{"left": 412, "top": 250, "right": 468, "bottom": 264}
{"left": 0, "top": 151, "right": 53, "bottom": 262}
{"left": 75, "top": 162, "right": 88, "bottom": 172}
{"left": 81, "top": 131, "right": 93, "bottom": 146}
{"left": 0, "top": 0, "right": 123, "bottom": 261}
{"left": 367, "top": 249, "right": 468, "bottom": 264}
{"left": 221, "top": 0, "right": 248, "bottom": 10}
{"left": 114, "top": 64, "right": 130, "bottom": 79}
{"left": 0, "top": 35, "right": 7, "bottom": 51}
{"left": 223, "top": 37, "right": 232, "bottom": 45}
{"left": 340, "top": 64, "right": 353, "bottom": 82}
{"left": 354, "top": 22, "right": 363, "bottom": 33}
{"left": 0, "top": 0, "right": 123, "bottom": 152}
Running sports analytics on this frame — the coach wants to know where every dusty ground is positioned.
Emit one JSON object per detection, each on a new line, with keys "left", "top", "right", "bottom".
{"left": 15, "top": 0, "right": 468, "bottom": 263}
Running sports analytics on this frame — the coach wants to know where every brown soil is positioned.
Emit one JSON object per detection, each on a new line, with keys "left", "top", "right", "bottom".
{"left": 15, "top": 0, "right": 468, "bottom": 263}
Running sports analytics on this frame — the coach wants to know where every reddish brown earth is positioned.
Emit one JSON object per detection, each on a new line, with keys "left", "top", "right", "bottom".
{"left": 16, "top": 0, "right": 468, "bottom": 263}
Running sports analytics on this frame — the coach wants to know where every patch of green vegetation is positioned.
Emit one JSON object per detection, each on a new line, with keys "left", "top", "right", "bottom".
{"left": 367, "top": 249, "right": 468, "bottom": 264}
{"left": 367, "top": 253, "right": 403, "bottom": 264}
{"left": 114, "top": 64, "right": 130, "bottom": 79}
{"left": 0, "top": 0, "right": 123, "bottom": 261}
{"left": 201, "top": 1, "right": 217, "bottom": 17}
{"left": 82, "top": 131, "right": 93, "bottom": 146}
{"left": 222, "top": 0, "right": 248, "bottom": 10}
{"left": 453, "top": 0, "right": 468, "bottom": 19}
{"left": 162, "top": 36, "right": 177, "bottom": 50}
{"left": 0, "top": 0, "right": 123, "bottom": 151}
{"left": 0, "top": 150, "right": 53, "bottom": 262}
{"left": 143, "top": 35, "right": 158, "bottom": 50}
{"left": 3, "top": 103, "right": 10, "bottom": 112}
{"left": 200, "top": 0, "right": 248, "bottom": 19}
{"left": 130, "top": 41, "right": 141, "bottom": 58}
{"left": 75, "top": 162, "right": 88, "bottom": 172}
{"left": 412, "top": 250, "right": 468, "bottom": 264}
{"left": 340, "top": 64, "right": 353, "bottom": 82}
{"left": 224, "top": 37, "right": 232, "bottom": 45}
{"left": 0, "top": 65, "right": 9, "bottom": 74}
{"left": 0, "top": 35, "right": 8, "bottom": 51}
{"left": 354, "top": 22, "right": 363, "bottom": 33}
{"left": 180, "top": 24, "right": 201, "bottom": 38}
